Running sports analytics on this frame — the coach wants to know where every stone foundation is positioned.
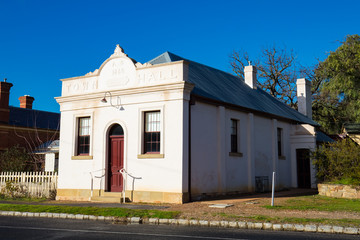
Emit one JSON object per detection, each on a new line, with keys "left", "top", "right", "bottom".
{"left": 56, "top": 189, "right": 188, "bottom": 204}
{"left": 318, "top": 184, "right": 360, "bottom": 199}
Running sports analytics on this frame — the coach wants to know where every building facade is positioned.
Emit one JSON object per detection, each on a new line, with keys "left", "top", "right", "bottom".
{"left": 0, "top": 80, "right": 60, "bottom": 154}
{"left": 56, "top": 45, "right": 318, "bottom": 203}
{"left": 343, "top": 123, "right": 360, "bottom": 145}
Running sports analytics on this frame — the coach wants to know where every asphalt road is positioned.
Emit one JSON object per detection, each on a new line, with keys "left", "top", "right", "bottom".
{"left": 0, "top": 216, "right": 358, "bottom": 240}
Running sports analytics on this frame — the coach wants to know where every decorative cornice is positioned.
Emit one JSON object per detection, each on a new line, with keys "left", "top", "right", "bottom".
{"left": 85, "top": 69, "right": 99, "bottom": 76}
{"left": 55, "top": 81, "right": 193, "bottom": 103}
{"left": 60, "top": 60, "right": 187, "bottom": 82}
{"left": 135, "top": 62, "right": 152, "bottom": 68}
{"left": 110, "top": 44, "right": 128, "bottom": 58}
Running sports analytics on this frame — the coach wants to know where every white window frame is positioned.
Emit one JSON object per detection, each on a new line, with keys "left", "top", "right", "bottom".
{"left": 137, "top": 105, "right": 164, "bottom": 158}
{"left": 72, "top": 112, "right": 94, "bottom": 160}
{"left": 229, "top": 118, "right": 243, "bottom": 157}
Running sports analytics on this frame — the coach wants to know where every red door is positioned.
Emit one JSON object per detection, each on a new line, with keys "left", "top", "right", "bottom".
{"left": 109, "top": 136, "right": 124, "bottom": 192}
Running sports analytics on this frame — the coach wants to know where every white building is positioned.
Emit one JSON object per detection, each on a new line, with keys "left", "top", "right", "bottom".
{"left": 55, "top": 45, "right": 318, "bottom": 203}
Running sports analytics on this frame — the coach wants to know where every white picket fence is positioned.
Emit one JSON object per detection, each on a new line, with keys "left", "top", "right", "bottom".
{"left": 0, "top": 172, "right": 58, "bottom": 198}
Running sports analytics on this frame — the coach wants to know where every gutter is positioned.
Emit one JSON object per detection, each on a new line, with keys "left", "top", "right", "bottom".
{"left": 187, "top": 96, "right": 194, "bottom": 202}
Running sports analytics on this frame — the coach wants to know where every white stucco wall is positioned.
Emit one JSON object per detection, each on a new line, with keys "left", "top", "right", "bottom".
{"left": 276, "top": 121, "right": 292, "bottom": 188}
{"left": 189, "top": 101, "right": 316, "bottom": 197}
{"left": 224, "top": 109, "right": 249, "bottom": 192}
{"left": 190, "top": 102, "right": 280, "bottom": 196}
{"left": 253, "top": 116, "right": 273, "bottom": 177}
{"left": 190, "top": 102, "right": 219, "bottom": 195}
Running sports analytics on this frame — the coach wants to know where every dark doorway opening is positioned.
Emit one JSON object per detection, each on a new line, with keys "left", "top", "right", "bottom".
{"left": 296, "top": 148, "right": 311, "bottom": 188}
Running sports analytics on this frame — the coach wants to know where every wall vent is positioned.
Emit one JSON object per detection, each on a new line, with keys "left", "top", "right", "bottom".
{"left": 255, "top": 176, "right": 269, "bottom": 193}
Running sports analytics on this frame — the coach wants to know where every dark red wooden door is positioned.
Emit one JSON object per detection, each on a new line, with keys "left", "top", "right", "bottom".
{"left": 109, "top": 136, "right": 124, "bottom": 192}
{"left": 296, "top": 149, "right": 311, "bottom": 188}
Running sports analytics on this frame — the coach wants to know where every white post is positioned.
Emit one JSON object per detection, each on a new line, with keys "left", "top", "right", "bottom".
{"left": 123, "top": 177, "right": 125, "bottom": 203}
{"left": 119, "top": 169, "right": 126, "bottom": 203}
{"left": 271, "top": 172, "right": 275, "bottom": 206}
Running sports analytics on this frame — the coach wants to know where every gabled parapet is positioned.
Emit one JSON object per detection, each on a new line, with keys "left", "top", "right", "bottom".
{"left": 60, "top": 45, "right": 189, "bottom": 97}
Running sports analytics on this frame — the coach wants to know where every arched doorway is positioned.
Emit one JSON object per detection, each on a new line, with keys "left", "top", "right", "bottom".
{"left": 107, "top": 124, "right": 124, "bottom": 192}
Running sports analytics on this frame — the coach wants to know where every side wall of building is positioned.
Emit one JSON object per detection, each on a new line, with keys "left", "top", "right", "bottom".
{"left": 190, "top": 101, "right": 316, "bottom": 199}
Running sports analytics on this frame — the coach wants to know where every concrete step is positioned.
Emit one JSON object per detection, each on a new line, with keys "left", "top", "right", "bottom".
{"left": 101, "top": 191, "right": 123, "bottom": 197}
{"left": 91, "top": 196, "right": 123, "bottom": 203}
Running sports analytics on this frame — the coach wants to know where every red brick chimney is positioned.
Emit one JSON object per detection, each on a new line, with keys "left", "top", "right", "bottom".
{"left": 0, "top": 78, "right": 13, "bottom": 123}
{"left": 19, "top": 95, "right": 35, "bottom": 109}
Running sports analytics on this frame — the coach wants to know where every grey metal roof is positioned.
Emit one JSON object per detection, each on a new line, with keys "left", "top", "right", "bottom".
{"left": 344, "top": 123, "right": 360, "bottom": 134}
{"left": 316, "top": 131, "right": 334, "bottom": 143}
{"left": 148, "top": 52, "right": 318, "bottom": 126}
{"left": 33, "top": 140, "right": 59, "bottom": 154}
{"left": 9, "top": 106, "right": 60, "bottom": 130}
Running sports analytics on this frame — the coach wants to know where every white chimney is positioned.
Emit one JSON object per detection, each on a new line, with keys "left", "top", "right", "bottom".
{"left": 244, "top": 65, "right": 257, "bottom": 89}
{"left": 296, "top": 78, "right": 312, "bottom": 119}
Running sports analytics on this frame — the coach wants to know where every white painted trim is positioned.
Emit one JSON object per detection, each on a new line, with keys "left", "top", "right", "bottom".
{"left": 247, "top": 113, "right": 255, "bottom": 191}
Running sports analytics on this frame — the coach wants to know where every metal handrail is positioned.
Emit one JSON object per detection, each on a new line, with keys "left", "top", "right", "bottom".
{"left": 89, "top": 169, "right": 105, "bottom": 200}
{"left": 119, "top": 168, "right": 142, "bottom": 203}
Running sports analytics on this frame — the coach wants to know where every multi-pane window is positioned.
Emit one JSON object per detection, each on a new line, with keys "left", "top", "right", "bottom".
{"left": 277, "top": 128, "right": 283, "bottom": 157}
{"left": 78, "top": 117, "right": 90, "bottom": 155}
{"left": 144, "top": 111, "right": 160, "bottom": 154}
{"left": 231, "top": 119, "right": 238, "bottom": 153}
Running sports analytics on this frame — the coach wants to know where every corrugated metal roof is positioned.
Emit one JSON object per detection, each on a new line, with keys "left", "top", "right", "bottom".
{"left": 316, "top": 131, "right": 334, "bottom": 143}
{"left": 33, "top": 140, "right": 59, "bottom": 154}
{"left": 344, "top": 123, "right": 360, "bottom": 134}
{"left": 9, "top": 106, "right": 60, "bottom": 130}
{"left": 148, "top": 52, "right": 319, "bottom": 126}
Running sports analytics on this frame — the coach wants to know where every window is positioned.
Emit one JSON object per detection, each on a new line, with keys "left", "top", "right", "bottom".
{"left": 77, "top": 117, "right": 91, "bottom": 155}
{"left": 277, "top": 128, "right": 283, "bottom": 157}
{"left": 231, "top": 119, "right": 238, "bottom": 153}
{"left": 144, "top": 111, "right": 160, "bottom": 154}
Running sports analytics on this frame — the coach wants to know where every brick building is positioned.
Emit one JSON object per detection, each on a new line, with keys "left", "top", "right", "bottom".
{"left": 0, "top": 79, "right": 60, "bottom": 152}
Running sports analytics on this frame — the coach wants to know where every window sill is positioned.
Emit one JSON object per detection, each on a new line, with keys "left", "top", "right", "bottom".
{"left": 71, "top": 155, "right": 93, "bottom": 160}
{"left": 278, "top": 155, "right": 286, "bottom": 160}
{"left": 229, "top": 152, "right": 243, "bottom": 157}
{"left": 137, "top": 154, "right": 164, "bottom": 159}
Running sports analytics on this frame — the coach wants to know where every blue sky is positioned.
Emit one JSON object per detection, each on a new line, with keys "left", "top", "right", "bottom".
{"left": 1, "top": 0, "right": 359, "bottom": 113}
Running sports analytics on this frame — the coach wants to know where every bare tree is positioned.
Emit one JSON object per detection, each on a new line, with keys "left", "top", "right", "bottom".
{"left": 230, "top": 50, "right": 253, "bottom": 81}
{"left": 12, "top": 115, "right": 59, "bottom": 171}
{"left": 230, "top": 46, "right": 301, "bottom": 108}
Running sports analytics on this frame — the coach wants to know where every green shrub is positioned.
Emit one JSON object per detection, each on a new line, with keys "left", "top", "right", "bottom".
{"left": 0, "top": 146, "right": 33, "bottom": 172}
{"left": 313, "top": 139, "right": 360, "bottom": 185}
{"left": 0, "top": 180, "right": 27, "bottom": 198}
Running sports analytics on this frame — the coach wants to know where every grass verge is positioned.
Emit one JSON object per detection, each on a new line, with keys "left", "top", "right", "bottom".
{"left": 264, "top": 195, "right": 360, "bottom": 212}
{"left": 0, "top": 204, "right": 180, "bottom": 219}
{"left": 0, "top": 196, "right": 48, "bottom": 202}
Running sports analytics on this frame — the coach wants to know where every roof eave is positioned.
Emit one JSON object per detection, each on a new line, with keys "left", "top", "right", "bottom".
{"left": 191, "top": 93, "right": 319, "bottom": 126}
